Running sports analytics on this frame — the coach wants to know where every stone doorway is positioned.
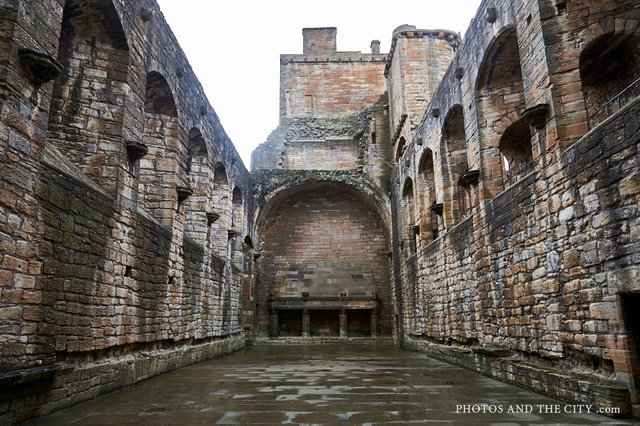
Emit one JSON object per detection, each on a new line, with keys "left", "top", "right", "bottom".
{"left": 621, "top": 293, "right": 640, "bottom": 403}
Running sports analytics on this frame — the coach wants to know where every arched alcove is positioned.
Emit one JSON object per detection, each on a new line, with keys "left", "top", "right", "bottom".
{"left": 580, "top": 33, "right": 640, "bottom": 128}
{"left": 499, "top": 119, "right": 533, "bottom": 187}
{"left": 186, "top": 128, "right": 207, "bottom": 173}
{"left": 401, "top": 177, "right": 416, "bottom": 255}
{"left": 395, "top": 137, "right": 407, "bottom": 162}
{"left": 138, "top": 71, "right": 180, "bottom": 227}
{"left": 475, "top": 28, "right": 530, "bottom": 198}
{"left": 441, "top": 105, "right": 470, "bottom": 223}
{"left": 47, "top": 0, "right": 130, "bottom": 195}
{"left": 210, "top": 162, "right": 230, "bottom": 258}
{"left": 184, "top": 128, "right": 211, "bottom": 246}
{"left": 417, "top": 149, "right": 440, "bottom": 241}
{"left": 232, "top": 186, "right": 243, "bottom": 232}
{"left": 214, "top": 162, "right": 228, "bottom": 184}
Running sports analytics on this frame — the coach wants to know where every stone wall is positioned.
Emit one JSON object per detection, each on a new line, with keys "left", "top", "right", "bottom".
{"left": 398, "top": 99, "right": 639, "bottom": 415}
{"left": 3, "top": 0, "right": 638, "bottom": 420}
{"left": 282, "top": 139, "right": 360, "bottom": 170}
{"left": 3, "top": 334, "right": 244, "bottom": 423}
{"left": 0, "top": 0, "right": 253, "bottom": 422}
{"left": 279, "top": 54, "right": 386, "bottom": 119}
{"left": 275, "top": 112, "right": 371, "bottom": 171}
{"left": 302, "top": 27, "right": 337, "bottom": 55}
{"left": 391, "top": 0, "right": 640, "bottom": 414}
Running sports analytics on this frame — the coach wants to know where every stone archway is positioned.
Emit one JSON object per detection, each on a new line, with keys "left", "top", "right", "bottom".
{"left": 254, "top": 180, "right": 392, "bottom": 339}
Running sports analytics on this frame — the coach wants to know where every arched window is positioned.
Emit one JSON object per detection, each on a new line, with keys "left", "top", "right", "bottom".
{"left": 214, "top": 162, "right": 228, "bottom": 185}
{"left": 232, "top": 187, "right": 243, "bottom": 232}
{"left": 186, "top": 128, "right": 207, "bottom": 174}
{"left": 144, "top": 72, "right": 178, "bottom": 116}
{"left": 580, "top": 33, "right": 640, "bottom": 128}
{"left": 401, "top": 178, "right": 416, "bottom": 254}
{"left": 211, "top": 162, "right": 230, "bottom": 258}
{"left": 395, "top": 137, "right": 407, "bottom": 162}
{"left": 499, "top": 119, "right": 533, "bottom": 188}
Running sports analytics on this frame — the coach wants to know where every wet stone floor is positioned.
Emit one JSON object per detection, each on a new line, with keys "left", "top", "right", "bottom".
{"left": 27, "top": 344, "right": 629, "bottom": 425}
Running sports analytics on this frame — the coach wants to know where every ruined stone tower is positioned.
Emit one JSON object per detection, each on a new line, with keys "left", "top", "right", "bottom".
{"left": 1, "top": 0, "right": 640, "bottom": 422}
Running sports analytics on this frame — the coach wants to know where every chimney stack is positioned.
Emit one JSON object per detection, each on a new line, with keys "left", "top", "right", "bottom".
{"left": 303, "top": 27, "right": 337, "bottom": 55}
{"left": 370, "top": 40, "right": 381, "bottom": 55}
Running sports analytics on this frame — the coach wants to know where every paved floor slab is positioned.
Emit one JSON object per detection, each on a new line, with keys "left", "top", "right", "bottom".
{"left": 25, "top": 344, "right": 632, "bottom": 425}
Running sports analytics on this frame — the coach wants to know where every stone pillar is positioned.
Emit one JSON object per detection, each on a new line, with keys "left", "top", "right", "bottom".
{"left": 269, "top": 309, "right": 279, "bottom": 337}
{"left": 302, "top": 309, "right": 310, "bottom": 337}
{"left": 340, "top": 309, "right": 347, "bottom": 337}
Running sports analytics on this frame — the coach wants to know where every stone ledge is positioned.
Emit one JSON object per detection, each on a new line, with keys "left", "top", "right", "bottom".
{"left": 2, "top": 334, "right": 245, "bottom": 424}
{"left": 0, "top": 364, "right": 71, "bottom": 387}
{"left": 404, "top": 337, "right": 632, "bottom": 418}
{"left": 256, "top": 336, "right": 396, "bottom": 345}
{"left": 472, "top": 345, "right": 512, "bottom": 357}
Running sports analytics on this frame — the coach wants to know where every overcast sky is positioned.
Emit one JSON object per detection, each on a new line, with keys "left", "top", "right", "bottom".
{"left": 156, "top": 0, "right": 483, "bottom": 167}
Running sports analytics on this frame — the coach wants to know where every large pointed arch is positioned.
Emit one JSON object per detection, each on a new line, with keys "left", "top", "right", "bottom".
{"left": 254, "top": 179, "right": 392, "bottom": 339}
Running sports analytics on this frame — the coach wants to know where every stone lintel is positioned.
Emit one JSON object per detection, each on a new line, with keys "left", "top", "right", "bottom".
{"left": 270, "top": 297, "right": 378, "bottom": 311}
